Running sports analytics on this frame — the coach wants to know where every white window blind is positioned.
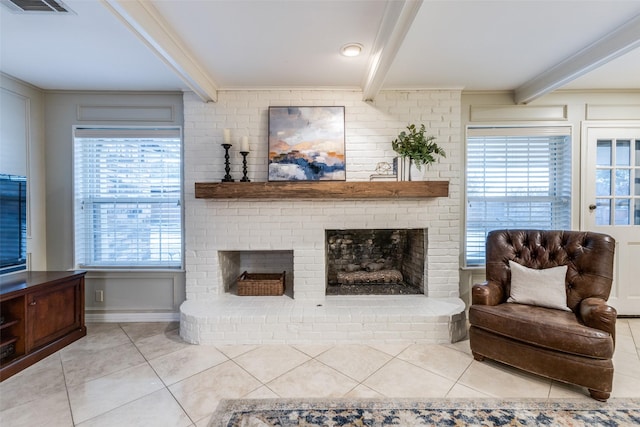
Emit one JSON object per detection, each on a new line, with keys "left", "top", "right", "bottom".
{"left": 466, "top": 127, "right": 572, "bottom": 266}
{"left": 74, "top": 127, "right": 182, "bottom": 268}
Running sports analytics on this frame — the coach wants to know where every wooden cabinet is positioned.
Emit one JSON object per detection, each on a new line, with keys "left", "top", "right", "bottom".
{"left": 0, "top": 271, "right": 86, "bottom": 381}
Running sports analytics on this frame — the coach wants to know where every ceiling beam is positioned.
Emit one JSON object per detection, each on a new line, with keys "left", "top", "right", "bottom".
{"left": 514, "top": 13, "right": 640, "bottom": 105}
{"left": 101, "top": 0, "right": 218, "bottom": 102}
{"left": 362, "top": 0, "right": 423, "bottom": 102}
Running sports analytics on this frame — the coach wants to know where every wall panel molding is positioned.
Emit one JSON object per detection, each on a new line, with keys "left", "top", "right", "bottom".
{"left": 470, "top": 104, "right": 567, "bottom": 122}
{"left": 84, "top": 271, "right": 185, "bottom": 312}
{"left": 586, "top": 104, "right": 640, "bottom": 120}
{"left": 77, "top": 105, "right": 175, "bottom": 122}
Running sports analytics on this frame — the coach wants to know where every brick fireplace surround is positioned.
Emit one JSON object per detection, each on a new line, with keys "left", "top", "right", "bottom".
{"left": 180, "top": 89, "right": 466, "bottom": 345}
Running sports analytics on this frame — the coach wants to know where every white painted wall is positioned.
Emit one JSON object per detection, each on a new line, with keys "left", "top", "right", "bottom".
{"left": 4, "top": 74, "right": 638, "bottom": 319}
{"left": 183, "top": 89, "right": 462, "bottom": 303}
{"left": 42, "top": 91, "right": 186, "bottom": 319}
{"left": 459, "top": 90, "right": 640, "bottom": 305}
{"left": 0, "top": 74, "right": 46, "bottom": 270}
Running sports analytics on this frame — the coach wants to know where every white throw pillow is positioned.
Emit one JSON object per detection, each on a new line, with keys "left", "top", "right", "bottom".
{"left": 507, "top": 261, "right": 571, "bottom": 311}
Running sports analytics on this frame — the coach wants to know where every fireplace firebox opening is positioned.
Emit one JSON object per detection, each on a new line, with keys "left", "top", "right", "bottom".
{"left": 218, "top": 250, "right": 294, "bottom": 297}
{"left": 325, "top": 228, "right": 426, "bottom": 295}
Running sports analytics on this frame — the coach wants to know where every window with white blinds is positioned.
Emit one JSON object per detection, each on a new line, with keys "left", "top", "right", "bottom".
{"left": 465, "top": 127, "right": 572, "bottom": 266}
{"left": 73, "top": 128, "right": 182, "bottom": 268}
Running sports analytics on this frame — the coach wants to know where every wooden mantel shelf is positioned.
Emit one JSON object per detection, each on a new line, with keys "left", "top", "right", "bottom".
{"left": 195, "top": 181, "right": 449, "bottom": 199}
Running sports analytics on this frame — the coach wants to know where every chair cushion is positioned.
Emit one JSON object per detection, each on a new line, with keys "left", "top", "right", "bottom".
{"left": 469, "top": 303, "right": 614, "bottom": 359}
{"left": 507, "top": 261, "right": 570, "bottom": 311}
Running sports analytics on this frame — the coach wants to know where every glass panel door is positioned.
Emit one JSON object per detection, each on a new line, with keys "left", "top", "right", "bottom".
{"left": 594, "top": 138, "right": 640, "bottom": 225}
{"left": 584, "top": 126, "right": 640, "bottom": 315}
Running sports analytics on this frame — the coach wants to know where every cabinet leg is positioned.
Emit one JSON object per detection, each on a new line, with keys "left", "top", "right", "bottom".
{"left": 472, "top": 351, "right": 485, "bottom": 361}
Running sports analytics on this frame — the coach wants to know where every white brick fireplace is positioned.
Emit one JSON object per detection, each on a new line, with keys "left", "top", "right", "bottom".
{"left": 180, "top": 89, "right": 466, "bottom": 344}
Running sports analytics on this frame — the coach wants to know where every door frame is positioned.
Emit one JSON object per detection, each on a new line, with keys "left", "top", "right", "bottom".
{"left": 580, "top": 120, "right": 640, "bottom": 315}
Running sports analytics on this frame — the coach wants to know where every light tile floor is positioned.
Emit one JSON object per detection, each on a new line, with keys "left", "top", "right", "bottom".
{"left": 1, "top": 319, "right": 639, "bottom": 426}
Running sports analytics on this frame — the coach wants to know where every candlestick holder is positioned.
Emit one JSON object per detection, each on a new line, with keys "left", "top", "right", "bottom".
{"left": 221, "top": 143, "right": 234, "bottom": 182}
{"left": 240, "top": 151, "right": 250, "bottom": 182}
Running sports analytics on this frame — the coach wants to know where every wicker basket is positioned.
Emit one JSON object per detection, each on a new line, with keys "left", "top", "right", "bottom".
{"left": 236, "top": 271, "right": 286, "bottom": 296}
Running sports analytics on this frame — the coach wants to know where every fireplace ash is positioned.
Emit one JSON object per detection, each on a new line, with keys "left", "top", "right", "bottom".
{"left": 336, "top": 269, "right": 403, "bottom": 284}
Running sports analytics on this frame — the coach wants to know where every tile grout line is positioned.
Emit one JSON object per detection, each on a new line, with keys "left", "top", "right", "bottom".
{"left": 58, "top": 353, "right": 77, "bottom": 426}
{"left": 126, "top": 326, "right": 198, "bottom": 427}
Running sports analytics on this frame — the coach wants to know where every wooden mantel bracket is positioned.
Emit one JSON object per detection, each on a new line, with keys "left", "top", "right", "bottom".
{"left": 194, "top": 181, "right": 449, "bottom": 199}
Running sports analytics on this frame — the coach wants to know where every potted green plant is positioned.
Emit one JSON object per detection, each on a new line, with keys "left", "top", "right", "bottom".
{"left": 392, "top": 124, "right": 446, "bottom": 177}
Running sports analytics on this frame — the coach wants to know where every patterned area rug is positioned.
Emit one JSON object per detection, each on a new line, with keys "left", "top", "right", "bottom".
{"left": 208, "top": 398, "right": 640, "bottom": 427}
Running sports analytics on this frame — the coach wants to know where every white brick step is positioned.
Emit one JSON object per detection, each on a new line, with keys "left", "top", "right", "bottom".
{"left": 180, "top": 295, "right": 466, "bottom": 345}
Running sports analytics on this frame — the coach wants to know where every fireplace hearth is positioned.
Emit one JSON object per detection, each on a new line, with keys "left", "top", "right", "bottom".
{"left": 325, "top": 228, "right": 426, "bottom": 295}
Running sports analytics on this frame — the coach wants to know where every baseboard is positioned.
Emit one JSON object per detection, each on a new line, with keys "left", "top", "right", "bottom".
{"left": 85, "top": 311, "right": 180, "bottom": 323}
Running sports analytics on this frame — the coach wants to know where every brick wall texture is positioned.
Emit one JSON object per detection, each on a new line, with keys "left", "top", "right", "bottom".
{"left": 183, "top": 90, "right": 462, "bottom": 304}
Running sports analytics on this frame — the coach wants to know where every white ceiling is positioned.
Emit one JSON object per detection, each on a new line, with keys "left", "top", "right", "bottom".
{"left": 1, "top": 0, "right": 640, "bottom": 103}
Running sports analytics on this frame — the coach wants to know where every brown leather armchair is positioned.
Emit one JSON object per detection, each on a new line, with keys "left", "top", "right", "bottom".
{"left": 469, "top": 229, "right": 617, "bottom": 401}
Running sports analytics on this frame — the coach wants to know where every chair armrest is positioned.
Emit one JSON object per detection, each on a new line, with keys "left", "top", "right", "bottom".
{"left": 580, "top": 297, "right": 617, "bottom": 342}
{"left": 471, "top": 281, "right": 504, "bottom": 306}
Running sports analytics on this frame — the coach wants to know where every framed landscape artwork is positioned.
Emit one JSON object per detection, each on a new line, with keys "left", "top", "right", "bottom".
{"left": 268, "top": 106, "right": 346, "bottom": 181}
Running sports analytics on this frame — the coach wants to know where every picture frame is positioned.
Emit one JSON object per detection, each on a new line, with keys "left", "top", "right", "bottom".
{"left": 268, "top": 106, "right": 346, "bottom": 181}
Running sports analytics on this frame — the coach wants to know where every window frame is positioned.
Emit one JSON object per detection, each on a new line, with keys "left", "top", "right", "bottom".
{"left": 464, "top": 125, "right": 573, "bottom": 267}
{"left": 72, "top": 126, "right": 184, "bottom": 270}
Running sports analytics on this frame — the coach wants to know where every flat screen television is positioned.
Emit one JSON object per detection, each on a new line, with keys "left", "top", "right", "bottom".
{"left": 0, "top": 174, "right": 27, "bottom": 274}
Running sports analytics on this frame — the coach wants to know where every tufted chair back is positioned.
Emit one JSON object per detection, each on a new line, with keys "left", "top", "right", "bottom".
{"left": 486, "top": 229, "right": 616, "bottom": 312}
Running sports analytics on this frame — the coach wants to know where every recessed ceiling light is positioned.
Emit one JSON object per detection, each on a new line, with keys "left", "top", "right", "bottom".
{"left": 340, "top": 43, "right": 363, "bottom": 57}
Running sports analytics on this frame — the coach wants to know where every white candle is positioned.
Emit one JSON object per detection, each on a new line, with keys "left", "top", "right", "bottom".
{"left": 241, "top": 136, "right": 249, "bottom": 152}
{"left": 223, "top": 128, "right": 231, "bottom": 144}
